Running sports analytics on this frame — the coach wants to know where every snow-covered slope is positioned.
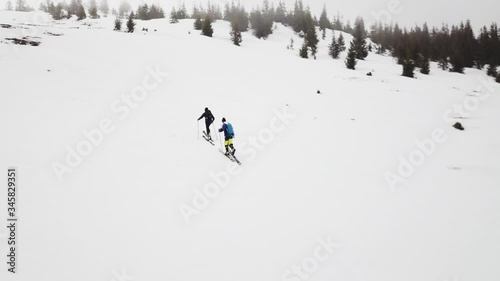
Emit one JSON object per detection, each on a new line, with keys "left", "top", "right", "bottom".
{"left": 1, "top": 11, "right": 499, "bottom": 281}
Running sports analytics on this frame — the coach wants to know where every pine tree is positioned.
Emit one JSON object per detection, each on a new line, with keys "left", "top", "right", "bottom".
{"left": 194, "top": 15, "right": 202, "bottom": 30}
{"left": 6, "top": 0, "right": 13, "bottom": 10}
{"left": 230, "top": 21, "right": 242, "bottom": 46}
{"left": 448, "top": 22, "right": 476, "bottom": 72}
{"left": 337, "top": 33, "right": 346, "bottom": 52}
{"left": 207, "top": 3, "right": 222, "bottom": 20}
{"left": 291, "top": 0, "right": 305, "bottom": 33}
{"left": 144, "top": 5, "right": 164, "bottom": 20}
{"left": 487, "top": 23, "right": 500, "bottom": 76}
{"left": 223, "top": 3, "right": 231, "bottom": 20}
{"left": 318, "top": 5, "right": 330, "bottom": 33}
{"left": 438, "top": 58, "right": 449, "bottom": 70}
{"left": 299, "top": 40, "right": 308, "bottom": 58}
{"left": 496, "top": 73, "right": 500, "bottom": 83}
{"left": 476, "top": 26, "right": 489, "bottom": 69}
{"left": 76, "top": 4, "right": 86, "bottom": 20}
{"left": 136, "top": 4, "right": 149, "bottom": 20}
{"left": 329, "top": 33, "right": 338, "bottom": 58}
{"left": 175, "top": 3, "right": 188, "bottom": 19}
{"left": 68, "top": 0, "right": 78, "bottom": 15}
{"left": 89, "top": 0, "right": 99, "bottom": 19}
{"left": 420, "top": 23, "right": 431, "bottom": 59}
{"left": 352, "top": 17, "right": 368, "bottom": 60}
{"left": 114, "top": 16, "right": 122, "bottom": 30}
{"left": 419, "top": 54, "right": 430, "bottom": 74}
{"left": 236, "top": 7, "right": 249, "bottom": 32}
{"left": 265, "top": 1, "right": 276, "bottom": 24}
{"left": 372, "top": 22, "right": 389, "bottom": 53}
{"left": 329, "top": 33, "right": 345, "bottom": 59}
{"left": 332, "top": 13, "right": 342, "bottom": 31}
{"left": 99, "top": 0, "right": 109, "bottom": 16}
{"left": 345, "top": 43, "right": 357, "bottom": 69}
{"left": 344, "top": 20, "right": 353, "bottom": 34}
{"left": 191, "top": 6, "right": 200, "bottom": 19}
{"left": 46, "top": 0, "right": 55, "bottom": 14}
{"left": 126, "top": 12, "right": 135, "bottom": 33}
{"left": 402, "top": 59, "right": 415, "bottom": 77}
{"left": 66, "top": 9, "right": 72, "bottom": 19}
{"left": 392, "top": 24, "right": 403, "bottom": 58}
{"left": 52, "top": 3, "right": 63, "bottom": 20}
{"left": 201, "top": 15, "right": 214, "bottom": 37}
{"left": 462, "top": 20, "right": 476, "bottom": 68}
{"left": 450, "top": 49, "right": 465, "bottom": 73}
{"left": 329, "top": 32, "right": 346, "bottom": 59}
{"left": 487, "top": 65, "right": 497, "bottom": 77}
{"left": 15, "top": 0, "right": 25, "bottom": 11}
{"left": 170, "top": 7, "right": 179, "bottom": 23}
{"left": 223, "top": 2, "right": 249, "bottom": 32}
{"left": 250, "top": 8, "right": 273, "bottom": 39}
{"left": 39, "top": 2, "right": 47, "bottom": 12}
{"left": 274, "top": 1, "right": 286, "bottom": 23}
{"left": 434, "top": 25, "right": 450, "bottom": 70}
{"left": 313, "top": 15, "right": 319, "bottom": 27}
{"left": 306, "top": 25, "right": 319, "bottom": 59}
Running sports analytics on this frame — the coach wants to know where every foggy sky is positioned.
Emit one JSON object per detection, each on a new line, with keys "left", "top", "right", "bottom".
{"left": 5, "top": 0, "right": 500, "bottom": 30}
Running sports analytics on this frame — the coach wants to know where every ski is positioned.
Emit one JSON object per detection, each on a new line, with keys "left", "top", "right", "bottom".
{"left": 219, "top": 149, "right": 235, "bottom": 162}
{"left": 202, "top": 131, "right": 215, "bottom": 145}
{"left": 219, "top": 149, "right": 241, "bottom": 165}
{"left": 232, "top": 155, "right": 242, "bottom": 165}
{"left": 203, "top": 135, "right": 215, "bottom": 145}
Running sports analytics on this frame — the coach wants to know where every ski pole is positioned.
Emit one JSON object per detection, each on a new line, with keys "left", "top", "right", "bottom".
{"left": 213, "top": 123, "right": 219, "bottom": 140}
{"left": 219, "top": 132, "right": 223, "bottom": 149}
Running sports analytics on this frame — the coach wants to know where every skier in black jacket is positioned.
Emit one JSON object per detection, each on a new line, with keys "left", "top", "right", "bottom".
{"left": 198, "top": 107, "right": 215, "bottom": 139}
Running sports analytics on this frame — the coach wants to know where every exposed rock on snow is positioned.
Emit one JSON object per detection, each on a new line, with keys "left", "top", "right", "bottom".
{"left": 5, "top": 36, "right": 40, "bottom": 46}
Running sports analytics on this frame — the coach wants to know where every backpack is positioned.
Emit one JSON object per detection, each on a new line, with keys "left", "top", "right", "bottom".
{"left": 226, "top": 123, "right": 235, "bottom": 137}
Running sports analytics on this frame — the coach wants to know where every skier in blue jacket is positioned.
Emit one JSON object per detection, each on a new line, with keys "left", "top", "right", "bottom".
{"left": 219, "top": 118, "right": 236, "bottom": 156}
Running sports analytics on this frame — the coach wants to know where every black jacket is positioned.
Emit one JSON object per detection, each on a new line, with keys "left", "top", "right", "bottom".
{"left": 198, "top": 110, "right": 215, "bottom": 123}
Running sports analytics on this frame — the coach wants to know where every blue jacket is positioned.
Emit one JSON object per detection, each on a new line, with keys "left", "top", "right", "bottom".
{"left": 219, "top": 123, "right": 234, "bottom": 139}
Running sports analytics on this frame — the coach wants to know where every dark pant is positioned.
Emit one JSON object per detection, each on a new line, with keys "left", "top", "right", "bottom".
{"left": 205, "top": 120, "right": 213, "bottom": 135}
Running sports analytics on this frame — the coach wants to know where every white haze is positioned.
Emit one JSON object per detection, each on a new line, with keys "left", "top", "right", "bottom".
{"left": 2, "top": 0, "right": 499, "bottom": 30}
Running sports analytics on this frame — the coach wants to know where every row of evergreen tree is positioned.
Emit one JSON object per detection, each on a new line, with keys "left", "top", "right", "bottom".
{"left": 14, "top": 0, "right": 500, "bottom": 81}
{"left": 40, "top": 0, "right": 108, "bottom": 20}
{"left": 41, "top": 0, "right": 165, "bottom": 21}
{"left": 134, "top": 4, "right": 165, "bottom": 20}
{"left": 226, "top": 0, "right": 498, "bottom": 80}
{"left": 114, "top": 12, "right": 135, "bottom": 33}
{"left": 182, "top": 1, "right": 369, "bottom": 59}
{"left": 370, "top": 21, "right": 500, "bottom": 79}
{"left": 5, "top": 0, "right": 35, "bottom": 12}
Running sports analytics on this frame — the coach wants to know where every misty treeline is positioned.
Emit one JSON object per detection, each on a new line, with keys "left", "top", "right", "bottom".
{"left": 155, "top": 0, "right": 500, "bottom": 80}
{"left": 39, "top": 0, "right": 165, "bottom": 21}
{"left": 370, "top": 20, "right": 500, "bottom": 79}
{"left": 4, "top": 0, "right": 35, "bottom": 12}
{"left": 26, "top": 0, "right": 500, "bottom": 81}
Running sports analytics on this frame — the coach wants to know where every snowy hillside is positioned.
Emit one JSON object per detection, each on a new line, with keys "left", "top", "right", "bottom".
{"left": 1, "top": 11, "right": 500, "bottom": 281}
